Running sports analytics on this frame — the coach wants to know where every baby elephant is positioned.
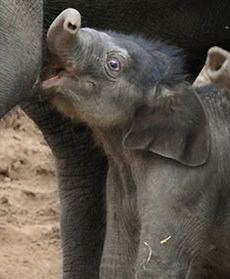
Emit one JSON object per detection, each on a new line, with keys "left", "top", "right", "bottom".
{"left": 42, "top": 8, "right": 230, "bottom": 279}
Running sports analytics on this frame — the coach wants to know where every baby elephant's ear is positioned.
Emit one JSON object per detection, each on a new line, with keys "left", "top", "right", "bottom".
{"left": 123, "top": 86, "right": 210, "bottom": 167}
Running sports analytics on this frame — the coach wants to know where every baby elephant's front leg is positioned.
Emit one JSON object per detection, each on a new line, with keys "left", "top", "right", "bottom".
{"left": 100, "top": 165, "right": 140, "bottom": 279}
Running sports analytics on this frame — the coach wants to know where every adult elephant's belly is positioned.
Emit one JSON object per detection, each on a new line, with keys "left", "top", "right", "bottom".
{"left": 0, "top": 0, "right": 43, "bottom": 117}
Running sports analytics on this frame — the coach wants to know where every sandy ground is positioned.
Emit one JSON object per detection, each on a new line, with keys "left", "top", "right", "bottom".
{"left": 0, "top": 108, "right": 61, "bottom": 279}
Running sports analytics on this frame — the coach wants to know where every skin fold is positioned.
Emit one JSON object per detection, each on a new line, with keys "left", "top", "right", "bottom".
{"left": 41, "top": 9, "right": 230, "bottom": 278}
{"left": 1, "top": 1, "right": 230, "bottom": 278}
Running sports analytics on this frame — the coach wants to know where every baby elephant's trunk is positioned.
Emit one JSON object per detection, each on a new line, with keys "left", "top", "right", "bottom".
{"left": 206, "top": 46, "right": 230, "bottom": 91}
{"left": 47, "top": 8, "right": 81, "bottom": 55}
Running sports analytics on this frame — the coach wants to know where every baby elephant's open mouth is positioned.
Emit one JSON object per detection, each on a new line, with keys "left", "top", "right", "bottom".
{"left": 42, "top": 67, "right": 73, "bottom": 89}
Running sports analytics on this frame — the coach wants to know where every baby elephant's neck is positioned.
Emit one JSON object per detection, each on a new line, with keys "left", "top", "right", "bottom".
{"left": 92, "top": 125, "right": 137, "bottom": 193}
{"left": 92, "top": 125, "right": 129, "bottom": 163}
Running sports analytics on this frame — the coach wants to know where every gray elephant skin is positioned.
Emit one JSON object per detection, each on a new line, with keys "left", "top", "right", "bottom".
{"left": 1, "top": 1, "right": 230, "bottom": 278}
{"left": 0, "top": 0, "right": 42, "bottom": 116}
{"left": 41, "top": 8, "right": 230, "bottom": 278}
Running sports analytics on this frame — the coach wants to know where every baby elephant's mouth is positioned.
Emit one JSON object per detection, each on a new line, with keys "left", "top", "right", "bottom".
{"left": 42, "top": 67, "right": 73, "bottom": 89}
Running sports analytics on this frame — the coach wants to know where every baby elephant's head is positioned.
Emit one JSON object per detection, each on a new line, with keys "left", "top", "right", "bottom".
{"left": 42, "top": 8, "right": 184, "bottom": 127}
{"left": 42, "top": 8, "right": 210, "bottom": 167}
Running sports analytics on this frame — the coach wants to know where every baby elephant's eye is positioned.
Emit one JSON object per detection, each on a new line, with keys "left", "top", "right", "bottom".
{"left": 106, "top": 57, "right": 121, "bottom": 72}
{"left": 105, "top": 53, "right": 127, "bottom": 78}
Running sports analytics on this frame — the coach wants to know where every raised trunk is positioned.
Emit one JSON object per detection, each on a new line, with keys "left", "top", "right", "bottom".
{"left": 47, "top": 8, "right": 81, "bottom": 55}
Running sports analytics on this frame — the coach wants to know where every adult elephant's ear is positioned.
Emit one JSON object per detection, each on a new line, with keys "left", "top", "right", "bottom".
{"left": 123, "top": 85, "right": 210, "bottom": 167}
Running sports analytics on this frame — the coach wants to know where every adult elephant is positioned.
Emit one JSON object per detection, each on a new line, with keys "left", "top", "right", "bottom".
{"left": 1, "top": 1, "right": 230, "bottom": 278}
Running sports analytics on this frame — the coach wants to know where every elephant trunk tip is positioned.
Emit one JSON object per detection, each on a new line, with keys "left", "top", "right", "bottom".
{"left": 63, "top": 8, "right": 81, "bottom": 35}
{"left": 205, "top": 46, "right": 230, "bottom": 91}
{"left": 206, "top": 47, "right": 228, "bottom": 72}
{"left": 47, "top": 8, "right": 81, "bottom": 39}
{"left": 64, "top": 20, "right": 78, "bottom": 33}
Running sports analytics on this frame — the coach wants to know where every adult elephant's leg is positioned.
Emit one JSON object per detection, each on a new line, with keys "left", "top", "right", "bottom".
{"left": 21, "top": 98, "right": 107, "bottom": 279}
{"left": 0, "top": 0, "right": 42, "bottom": 117}
{"left": 0, "top": 0, "right": 107, "bottom": 278}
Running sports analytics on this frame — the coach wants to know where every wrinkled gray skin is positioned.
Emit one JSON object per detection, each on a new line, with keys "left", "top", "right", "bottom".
{"left": 42, "top": 9, "right": 230, "bottom": 278}
{"left": 0, "top": 0, "right": 42, "bottom": 116}
{"left": 1, "top": 1, "right": 230, "bottom": 279}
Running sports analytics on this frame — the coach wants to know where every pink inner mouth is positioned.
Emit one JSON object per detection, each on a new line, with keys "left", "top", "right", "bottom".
{"left": 42, "top": 68, "right": 69, "bottom": 89}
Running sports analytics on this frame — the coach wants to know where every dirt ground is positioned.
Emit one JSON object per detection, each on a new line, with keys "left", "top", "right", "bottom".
{"left": 0, "top": 108, "right": 61, "bottom": 279}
